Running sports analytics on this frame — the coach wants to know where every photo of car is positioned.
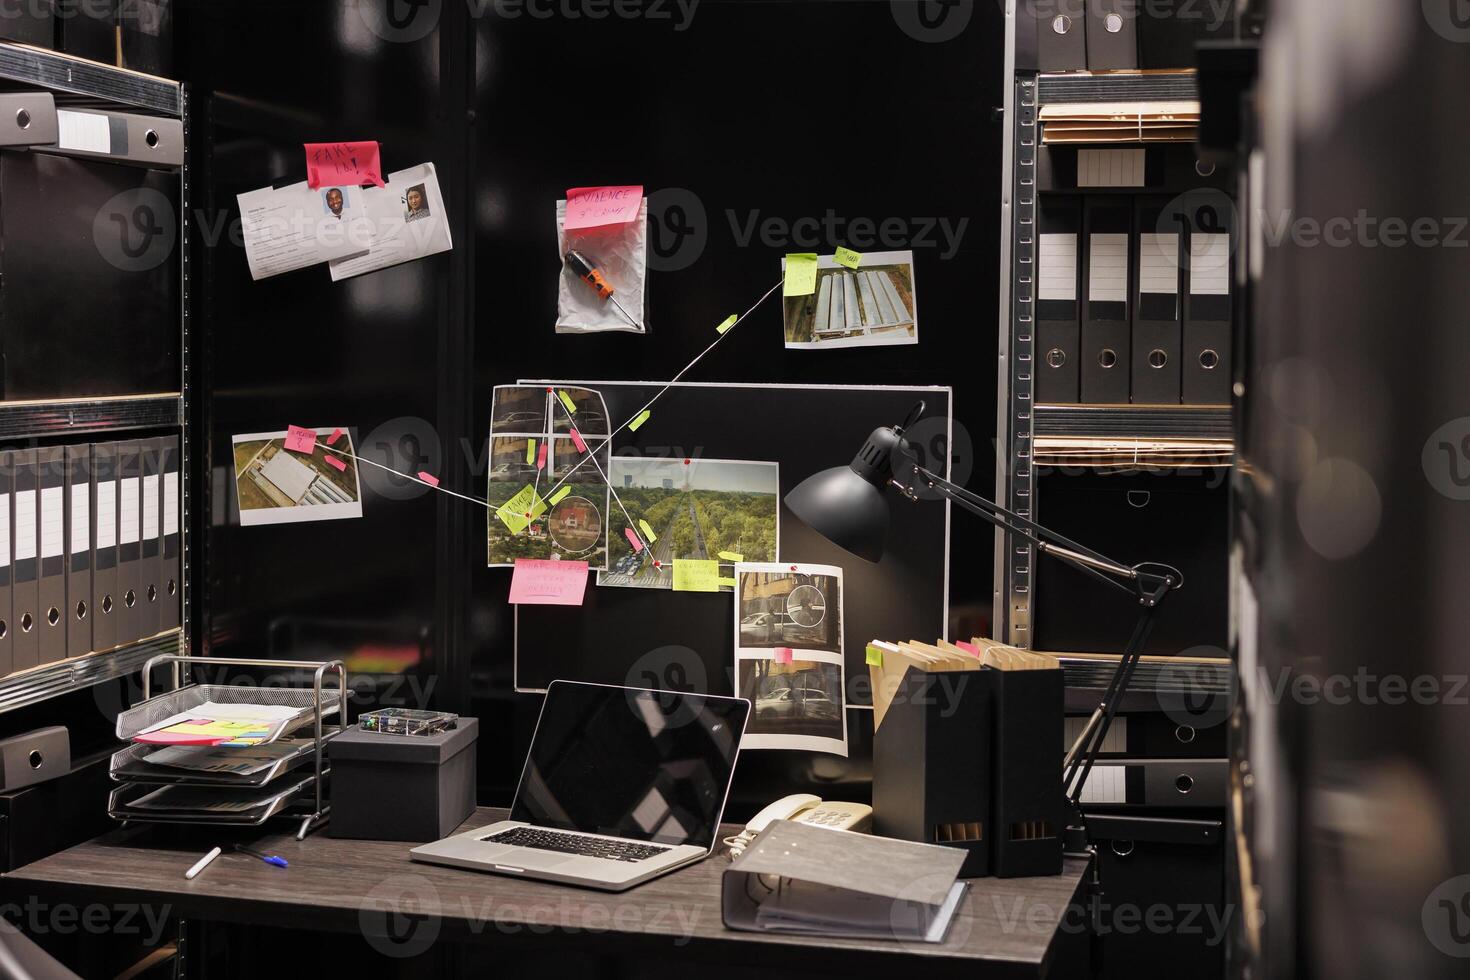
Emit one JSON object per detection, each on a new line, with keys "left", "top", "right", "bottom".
{"left": 736, "top": 571, "right": 841, "bottom": 651}
{"left": 736, "top": 657, "right": 844, "bottom": 744}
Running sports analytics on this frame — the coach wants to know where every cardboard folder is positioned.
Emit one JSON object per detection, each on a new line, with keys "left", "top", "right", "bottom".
{"left": 91, "top": 442, "right": 119, "bottom": 653}
{"left": 11, "top": 449, "right": 39, "bottom": 671}
{"left": 1036, "top": 195, "right": 1083, "bottom": 404}
{"left": 64, "top": 445, "right": 93, "bottom": 660}
{"left": 36, "top": 446, "right": 66, "bottom": 664}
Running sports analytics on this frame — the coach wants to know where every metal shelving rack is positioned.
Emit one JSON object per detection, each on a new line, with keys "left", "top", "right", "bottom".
{"left": 0, "top": 43, "right": 189, "bottom": 713}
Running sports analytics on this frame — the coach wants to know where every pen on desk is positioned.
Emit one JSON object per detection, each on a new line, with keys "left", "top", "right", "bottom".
{"left": 185, "top": 847, "right": 221, "bottom": 880}
{"left": 234, "top": 844, "right": 288, "bottom": 868}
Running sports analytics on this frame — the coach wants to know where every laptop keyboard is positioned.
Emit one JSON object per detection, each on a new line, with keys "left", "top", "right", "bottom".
{"left": 482, "top": 826, "right": 672, "bottom": 863}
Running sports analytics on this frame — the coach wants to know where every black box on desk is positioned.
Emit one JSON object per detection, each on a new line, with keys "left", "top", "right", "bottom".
{"left": 329, "top": 718, "right": 477, "bottom": 842}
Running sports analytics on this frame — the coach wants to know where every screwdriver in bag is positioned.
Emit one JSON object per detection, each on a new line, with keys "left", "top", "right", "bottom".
{"left": 565, "top": 249, "right": 639, "bottom": 327}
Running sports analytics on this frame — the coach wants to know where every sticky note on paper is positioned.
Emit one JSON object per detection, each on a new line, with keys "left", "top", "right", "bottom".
{"left": 495, "top": 484, "right": 547, "bottom": 535}
{"left": 324, "top": 454, "right": 347, "bottom": 472}
{"left": 628, "top": 409, "right": 651, "bottom": 432}
{"left": 672, "top": 559, "right": 722, "bottom": 593}
{"left": 716, "top": 315, "right": 738, "bottom": 335}
{"left": 865, "top": 644, "right": 885, "bottom": 667}
{"left": 638, "top": 519, "right": 658, "bottom": 543}
{"left": 625, "top": 528, "right": 644, "bottom": 552}
{"left": 569, "top": 427, "right": 588, "bottom": 454}
{"left": 564, "top": 185, "right": 644, "bottom": 230}
{"left": 718, "top": 576, "right": 737, "bottom": 587}
{"left": 508, "top": 559, "right": 588, "bottom": 606}
{"left": 956, "top": 640, "right": 981, "bottom": 657}
{"left": 327, "top": 428, "right": 344, "bottom": 446}
{"left": 417, "top": 471, "right": 440, "bottom": 487}
{"left": 834, "top": 246, "right": 862, "bottom": 270}
{"left": 783, "top": 253, "right": 819, "bottom": 297}
{"left": 717, "top": 551, "right": 743, "bottom": 562}
{"left": 774, "top": 647, "right": 794, "bottom": 664}
{"left": 548, "top": 486, "right": 571, "bottom": 506}
{"left": 284, "top": 426, "right": 316, "bottom": 454}
{"left": 536, "top": 442, "right": 548, "bottom": 471}
{"left": 304, "top": 141, "right": 384, "bottom": 189}
{"left": 526, "top": 439, "right": 537, "bottom": 465}
{"left": 557, "top": 390, "right": 577, "bottom": 414}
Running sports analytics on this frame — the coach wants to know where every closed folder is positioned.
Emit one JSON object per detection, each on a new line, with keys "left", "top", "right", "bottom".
{"left": 1081, "top": 198, "right": 1133, "bottom": 404}
{"left": 0, "top": 452, "right": 12, "bottom": 677}
{"left": 1182, "top": 190, "right": 1234, "bottom": 405}
{"left": 1036, "top": 195, "right": 1082, "bottom": 404}
{"left": 91, "top": 443, "right": 119, "bottom": 653}
{"left": 116, "top": 442, "right": 142, "bottom": 646}
{"left": 11, "top": 449, "right": 39, "bottom": 671}
{"left": 160, "top": 435, "right": 180, "bottom": 632}
{"left": 138, "top": 437, "right": 163, "bottom": 640}
{"left": 1086, "top": 0, "right": 1138, "bottom": 70}
{"left": 1036, "top": 0, "right": 1087, "bottom": 71}
{"left": 36, "top": 446, "right": 66, "bottom": 665}
{"left": 1132, "top": 196, "right": 1185, "bottom": 404}
{"left": 65, "top": 445, "right": 93, "bottom": 660}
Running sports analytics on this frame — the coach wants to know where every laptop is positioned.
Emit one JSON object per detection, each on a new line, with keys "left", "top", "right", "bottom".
{"left": 411, "top": 680, "right": 750, "bottom": 891}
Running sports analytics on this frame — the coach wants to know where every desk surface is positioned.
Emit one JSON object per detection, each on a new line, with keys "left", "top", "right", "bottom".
{"left": 2, "top": 807, "right": 1090, "bottom": 978}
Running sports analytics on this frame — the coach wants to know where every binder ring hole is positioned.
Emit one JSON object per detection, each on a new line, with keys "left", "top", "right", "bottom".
{"left": 21, "top": 613, "right": 32, "bottom": 633}
{"left": 1111, "top": 840, "right": 1135, "bottom": 858}
{"left": 145, "top": 128, "right": 160, "bottom": 148}
{"left": 1175, "top": 774, "right": 1195, "bottom": 794}
{"left": 1175, "top": 724, "right": 1197, "bottom": 744}
{"left": 1046, "top": 348, "right": 1067, "bottom": 369}
{"left": 147, "top": 585, "right": 157, "bottom": 603}
{"left": 167, "top": 580, "right": 177, "bottom": 597}
{"left": 125, "top": 589, "right": 136, "bottom": 608}
{"left": 1127, "top": 490, "right": 1152, "bottom": 508}
{"left": 1148, "top": 349, "right": 1168, "bottom": 369}
{"left": 0, "top": 619, "right": 7, "bottom": 639}
{"left": 1196, "top": 160, "right": 1217, "bottom": 177}
{"left": 1098, "top": 348, "right": 1118, "bottom": 369}
{"left": 46, "top": 607, "right": 59, "bottom": 627}
{"left": 76, "top": 600, "right": 88, "bottom": 621}
{"left": 1051, "top": 14, "right": 1071, "bottom": 34}
{"left": 1105, "top": 12, "right": 1123, "bottom": 32}
{"left": 15, "top": 108, "right": 30, "bottom": 129}
{"left": 1199, "top": 349, "right": 1220, "bottom": 370}
{"left": 27, "top": 750, "right": 42, "bottom": 770}
{"left": 102, "top": 595, "right": 113, "bottom": 615}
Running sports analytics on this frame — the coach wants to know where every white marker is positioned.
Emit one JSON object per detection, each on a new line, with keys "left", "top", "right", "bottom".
{"left": 185, "top": 846, "right": 222, "bottom": 880}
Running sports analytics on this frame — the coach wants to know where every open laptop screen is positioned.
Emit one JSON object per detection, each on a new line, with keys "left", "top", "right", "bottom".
{"left": 511, "top": 681, "right": 750, "bottom": 848}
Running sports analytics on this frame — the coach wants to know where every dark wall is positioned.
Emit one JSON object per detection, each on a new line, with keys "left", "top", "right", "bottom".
{"left": 182, "top": 0, "right": 1004, "bottom": 814}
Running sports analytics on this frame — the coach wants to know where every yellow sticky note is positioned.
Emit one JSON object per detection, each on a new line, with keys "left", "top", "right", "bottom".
{"left": 716, "top": 314, "right": 738, "bottom": 335}
{"left": 629, "top": 409, "right": 651, "bottom": 432}
{"left": 557, "top": 390, "right": 577, "bottom": 414}
{"left": 673, "top": 559, "right": 722, "bottom": 592}
{"left": 834, "top": 246, "right": 862, "bottom": 270}
{"left": 638, "top": 519, "right": 658, "bottom": 543}
{"left": 717, "top": 576, "right": 737, "bottom": 587}
{"left": 866, "top": 644, "right": 884, "bottom": 667}
{"left": 495, "top": 484, "right": 547, "bottom": 535}
{"left": 717, "top": 551, "right": 743, "bottom": 562}
{"left": 525, "top": 439, "right": 536, "bottom": 465}
{"left": 548, "top": 486, "right": 571, "bottom": 505}
{"left": 783, "top": 253, "right": 819, "bottom": 297}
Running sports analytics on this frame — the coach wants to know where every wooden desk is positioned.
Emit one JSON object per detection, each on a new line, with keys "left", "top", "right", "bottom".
{"left": 1, "top": 807, "right": 1092, "bottom": 978}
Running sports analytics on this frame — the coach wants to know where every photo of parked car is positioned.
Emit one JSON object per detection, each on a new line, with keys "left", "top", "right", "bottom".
{"left": 736, "top": 657, "right": 844, "bottom": 744}
{"left": 736, "top": 571, "right": 841, "bottom": 651}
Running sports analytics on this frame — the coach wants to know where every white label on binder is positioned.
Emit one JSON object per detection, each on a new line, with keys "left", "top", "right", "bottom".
{"left": 70, "top": 483, "right": 89, "bottom": 555}
{"left": 1078, "top": 148, "right": 1145, "bottom": 188}
{"left": 0, "top": 494, "right": 9, "bottom": 568}
{"left": 56, "top": 110, "right": 111, "bottom": 154}
{"left": 1038, "top": 234, "right": 1078, "bottom": 302}
{"left": 1190, "top": 233, "right": 1231, "bottom": 296}
{"left": 1088, "top": 234, "right": 1130, "bottom": 303}
{"left": 143, "top": 474, "right": 160, "bottom": 540}
{"left": 164, "top": 472, "right": 179, "bottom": 537}
{"left": 1077, "top": 764, "right": 1127, "bottom": 804}
{"left": 14, "top": 490, "right": 35, "bottom": 561}
{"left": 120, "top": 478, "right": 140, "bottom": 545}
{"left": 97, "top": 482, "right": 117, "bottom": 549}
{"left": 40, "top": 487, "right": 63, "bottom": 559}
{"left": 1139, "top": 233, "right": 1181, "bottom": 294}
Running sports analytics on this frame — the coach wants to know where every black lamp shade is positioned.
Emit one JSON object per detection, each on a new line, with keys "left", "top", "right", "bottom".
{"left": 785, "top": 465, "right": 890, "bottom": 562}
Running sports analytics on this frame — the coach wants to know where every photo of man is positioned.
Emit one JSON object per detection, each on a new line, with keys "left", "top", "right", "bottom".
{"left": 404, "top": 184, "right": 430, "bottom": 222}
{"left": 324, "top": 187, "right": 345, "bottom": 218}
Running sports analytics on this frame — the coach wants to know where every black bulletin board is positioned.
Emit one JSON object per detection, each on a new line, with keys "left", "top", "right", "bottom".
{"left": 512, "top": 380, "right": 952, "bottom": 708}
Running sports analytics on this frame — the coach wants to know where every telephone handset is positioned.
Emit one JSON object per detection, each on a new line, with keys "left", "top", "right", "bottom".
{"left": 722, "top": 794, "right": 874, "bottom": 858}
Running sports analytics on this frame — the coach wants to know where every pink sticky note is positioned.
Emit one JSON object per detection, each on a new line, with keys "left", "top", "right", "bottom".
{"left": 774, "top": 647, "right": 794, "bottom": 664}
{"left": 956, "top": 640, "right": 981, "bottom": 657}
{"left": 417, "top": 471, "right": 439, "bottom": 487}
{"left": 509, "top": 559, "right": 589, "bottom": 606}
{"left": 324, "top": 454, "right": 347, "bottom": 472}
{"left": 327, "top": 428, "right": 344, "bottom": 446}
{"left": 304, "top": 141, "right": 385, "bottom": 189}
{"left": 536, "top": 442, "right": 548, "bottom": 471}
{"left": 564, "top": 185, "right": 643, "bottom": 230}
{"left": 569, "top": 427, "right": 588, "bottom": 454}
{"left": 284, "top": 425, "right": 316, "bottom": 454}
{"left": 625, "top": 528, "right": 644, "bottom": 552}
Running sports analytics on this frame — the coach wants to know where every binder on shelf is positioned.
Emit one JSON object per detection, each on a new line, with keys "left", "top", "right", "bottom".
{"left": 1075, "top": 758, "right": 1227, "bottom": 809}
{"left": 12, "top": 449, "right": 39, "bottom": 672}
{"left": 65, "top": 445, "right": 93, "bottom": 660}
{"left": 91, "top": 443, "right": 119, "bottom": 653}
{"left": 1036, "top": 195, "right": 1082, "bottom": 404}
{"left": 37, "top": 446, "right": 66, "bottom": 665}
{"left": 1036, "top": 0, "right": 1087, "bottom": 72}
{"left": 1086, "top": 0, "right": 1139, "bottom": 71}
{"left": 139, "top": 438, "right": 163, "bottom": 640}
{"left": 0, "top": 453, "right": 12, "bottom": 677}
{"left": 1081, "top": 198, "right": 1133, "bottom": 404}
{"left": 1182, "top": 190, "right": 1234, "bottom": 405}
{"left": 160, "top": 436, "right": 180, "bottom": 632}
{"left": 1132, "top": 196, "right": 1185, "bottom": 404}
{"left": 117, "top": 442, "right": 142, "bottom": 647}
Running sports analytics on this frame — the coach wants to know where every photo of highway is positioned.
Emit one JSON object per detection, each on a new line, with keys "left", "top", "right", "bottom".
{"left": 600, "top": 457, "right": 778, "bottom": 590}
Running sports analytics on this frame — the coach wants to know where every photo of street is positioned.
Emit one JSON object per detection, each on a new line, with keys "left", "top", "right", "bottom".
{"left": 232, "top": 429, "right": 363, "bottom": 526}
{"left": 735, "top": 654, "right": 847, "bottom": 755}
{"left": 599, "top": 457, "right": 778, "bottom": 590}
{"left": 737, "top": 570, "right": 842, "bottom": 651}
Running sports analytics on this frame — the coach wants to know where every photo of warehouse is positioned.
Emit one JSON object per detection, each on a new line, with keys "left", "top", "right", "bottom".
{"left": 232, "top": 428, "right": 363, "bottom": 526}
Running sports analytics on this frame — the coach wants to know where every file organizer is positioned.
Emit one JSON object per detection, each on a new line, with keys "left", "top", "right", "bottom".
{"left": 1081, "top": 198, "right": 1133, "bottom": 404}
{"left": 109, "top": 656, "right": 346, "bottom": 840}
{"left": 1036, "top": 0, "right": 1087, "bottom": 71}
{"left": 0, "top": 453, "right": 10, "bottom": 676}
{"left": 36, "top": 445, "right": 65, "bottom": 664}
{"left": 1036, "top": 195, "right": 1082, "bottom": 404}
{"left": 11, "top": 449, "right": 39, "bottom": 671}
{"left": 90, "top": 442, "right": 119, "bottom": 653}
{"left": 159, "top": 436, "right": 180, "bottom": 632}
{"left": 63, "top": 445, "right": 91, "bottom": 659}
{"left": 139, "top": 437, "right": 163, "bottom": 640}
{"left": 1182, "top": 190, "right": 1234, "bottom": 405}
{"left": 1132, "top": 195, "right": 1185, "bottom": 404}
{"left": 1086, "top": 0, "right": 1138, "bottom": 71}
{"left": 116, "top": 442, "right": 142, "bottom": 647}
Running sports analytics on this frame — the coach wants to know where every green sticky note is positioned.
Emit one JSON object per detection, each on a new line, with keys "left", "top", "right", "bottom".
{"left": 548, "top": 486, "right": 571, "bottom": 506}
{"left": 557, "top": 389, "right": 577, "bottom": 414}
{"left": 494, "top": 484, "right": 547, "bottom": 535}
{"left": 834, "top": 246, "right": 862, "bottom": 270}
{"left": 638, "top": 519, "right": 658, "bottom": 543}
{"left": 865, "top": 644, "right": 884, "bottom": 667}
{"left": 716, "top": 314, "right": 738, "bottom": 335}
{"left": 783, "top": 253, "right": 819, "bottom": 297}
{"left": 717, "top": 551, "right": 743, "bottom": 562}
{"left": 526, "top": 438, "right": 536, "bottom": 465}
{"left": 628, "top": 409, "right": 651, "bottom": 432}
{"left": 672, "top": 559, "right": 722, "bottom": 593}
{"left": 717, "top": 576, "right": 737, "bottom": 587}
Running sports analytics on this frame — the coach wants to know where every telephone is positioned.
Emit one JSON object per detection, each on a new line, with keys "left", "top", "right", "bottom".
{"left": 722, "top": 794, "right": 873, "bottom": 859}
